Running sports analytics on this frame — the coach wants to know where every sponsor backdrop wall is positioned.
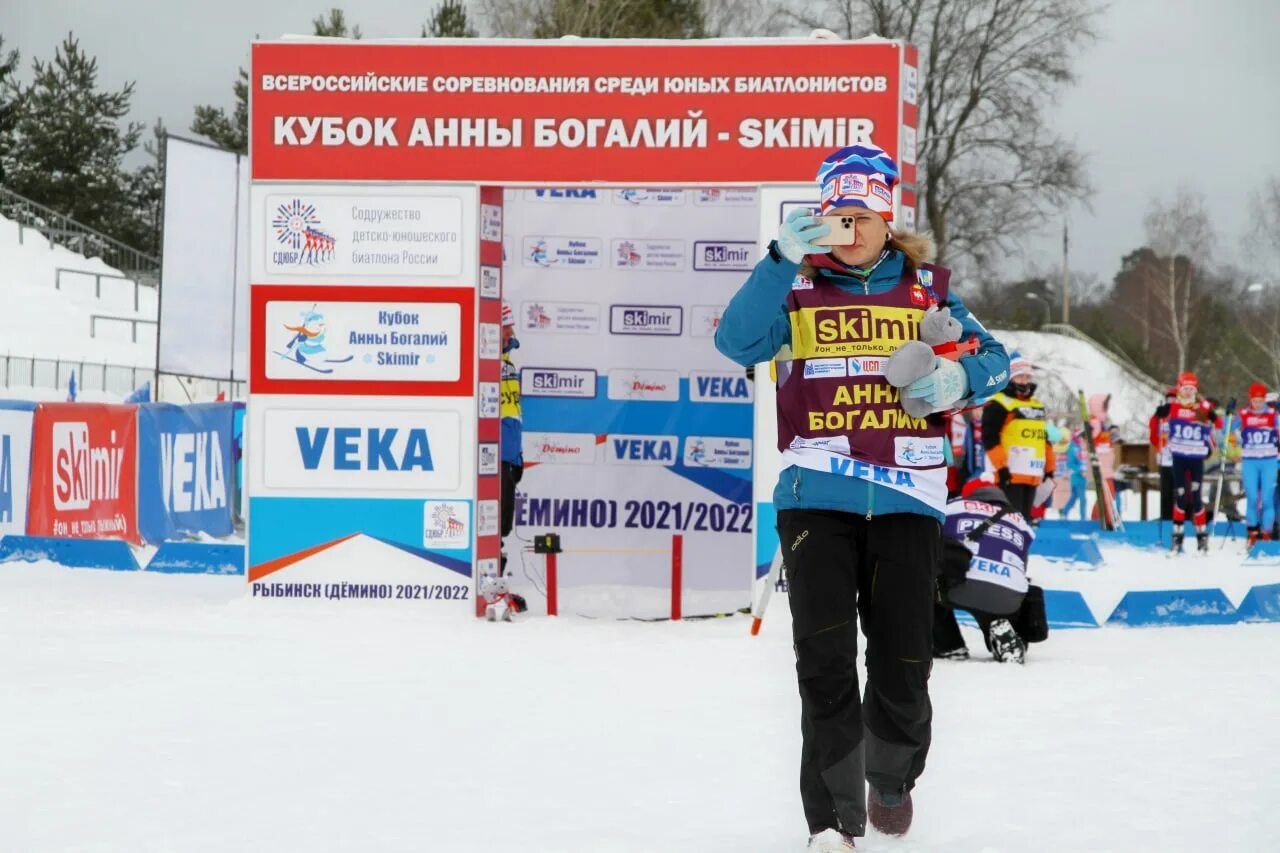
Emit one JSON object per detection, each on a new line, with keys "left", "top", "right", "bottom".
{"left": 0, "top": 401, "right": 36, "bottom": 539}
{"left": 248, "top": 37, "right": 916, "bottom": 612}
{"left": 247, "top": 181, "right": 486, "bottom": 606}
{"left": 504, "top": 188, "right": 757, "bottom": 617}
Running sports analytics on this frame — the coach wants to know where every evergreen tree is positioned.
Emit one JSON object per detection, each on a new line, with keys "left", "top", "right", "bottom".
{"left": 120, "top": 118, "right": 166, "bottom": 257}
{"left": 0, "top": 36, "right": 20, "bottom": 184}
{"left": 190, "top": 67, "right": 248, "bottom": 154}
{"left": 423, "top": 0, "right": 479, "bottom": 37}
{"left": 313, "top": 8, "right": 363, "bottom": 38}
{"left": 3, "top": 34, "right": 143, "bottom": 243}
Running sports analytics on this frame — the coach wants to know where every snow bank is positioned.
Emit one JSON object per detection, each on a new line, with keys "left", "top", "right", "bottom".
{"left": 993, "top": 329, "right": 1163, "bottom": 441}
{"left": 0, "top": 212, "right": 157, "bottom": 368}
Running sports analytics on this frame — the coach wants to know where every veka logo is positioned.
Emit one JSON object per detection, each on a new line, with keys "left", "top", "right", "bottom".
{"left": 532, "top": 188, "right": 598, "bottom": 200}
{"left": 691, "top": 372, "right": 754, "bottom": 402}
{"left": 0, "top": 434, "right": 11, "bottom": 523}
{"left": 161, "top": 432, "right": 228, "bottom": 513}
{"left": 608, "top": 434, "right": 677, "bottom": 465}
{"left": 295, "top": 426, "right": 434, "bottom": 471}
{"left": 52, "top": 422, "right": 124, "bottom": 511}
{"left": 814, "top": 307, "right": 920, "bottom": 344}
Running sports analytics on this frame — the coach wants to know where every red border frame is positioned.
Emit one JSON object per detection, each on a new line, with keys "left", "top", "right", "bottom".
{"left": 250, "top": 284, "right": 475, "bottom": 397}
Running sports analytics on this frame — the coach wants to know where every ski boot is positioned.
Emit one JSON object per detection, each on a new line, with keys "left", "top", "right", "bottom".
{"left": 868, "top": 787, "right": 913, "bottom": 836}
{"left": 807, "top": 828, "right": 856, "bottom": 850}
{"left": 988, "top": 618, "right": 1026, "bottom": 664}
{"left": 1196, "top": 527, "right": 1209, "bottom": 554}
{"left": 1247, "top": 527, "right": 1260, "bottom": 549}
{"left": 934, "top": 646, "right": 970, "bottom": 661}
{"left": 1169, "top": 526, "right": 1185, "bottom": 556}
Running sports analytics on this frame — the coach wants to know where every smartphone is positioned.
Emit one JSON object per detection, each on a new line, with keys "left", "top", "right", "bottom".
{"left": 811, "top": 213, "right": 858, "bottom": 246}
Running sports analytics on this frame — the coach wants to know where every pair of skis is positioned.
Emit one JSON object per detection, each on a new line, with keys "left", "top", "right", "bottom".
{"left": 1076, "top": 391, "right": 1123, "bottom": 532}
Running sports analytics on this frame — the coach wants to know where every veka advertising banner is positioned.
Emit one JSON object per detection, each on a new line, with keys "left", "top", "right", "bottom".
{"left": 27, "top": 403, "right": 140, "bottom": 544}
{"left": 250, "top": 42, "right": 903, "bottom": 184}
{"left": 0, "top": 401, "right": 36, "bottom": 538}
{"left": 137, "top": 403, "right": 236, "bottom": 544}
{"left": 503, "top": 187, "right": 757, "bottom": 617}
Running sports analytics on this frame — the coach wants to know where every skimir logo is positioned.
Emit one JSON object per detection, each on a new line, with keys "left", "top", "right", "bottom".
{"left": 52, "top": 422, "right": 124, "bottom": 511}
{"left": 522, "top": 367, "right": 597, "bottom": 399}
{"left": 693, "top": 241, "right": 754, "bottom": 272}
{"left": 271, "top": 199, "right": 336, "bottom": 266}
{"left": 161, "top": 431, "right": 228, "bottom": 512}
{"left": 610, "top": 305, "right": 682, "bottom": 336}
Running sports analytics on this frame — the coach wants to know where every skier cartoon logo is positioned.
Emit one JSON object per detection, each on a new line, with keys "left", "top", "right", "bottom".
{"left": 273, "top": 305, "right": 354, "bottom": 375}
{"left": 528, "top": 239, "right": 555, "bottom": 267}
{"left": 688, "top": 439, "right": 708, "bottom": 466}
{"left": 618, "top": 189, "right": 646, "bottom": 205}
{"left": 899, "top": 439, "right": 925, "bottom": 465}
{"left": 271, "top": 199, "right": 336, "bottom": 266}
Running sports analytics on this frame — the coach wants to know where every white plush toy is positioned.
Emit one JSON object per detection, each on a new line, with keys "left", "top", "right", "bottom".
{"left": 480, "top": 573, "right": 515, "bottom": 622}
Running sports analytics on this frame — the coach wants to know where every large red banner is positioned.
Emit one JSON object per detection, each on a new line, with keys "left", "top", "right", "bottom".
{"left": 251, "top": 41, "right": 904, "bottom": 183}
{"left": 28, "top": 403, "right": 140, "bottom": 544}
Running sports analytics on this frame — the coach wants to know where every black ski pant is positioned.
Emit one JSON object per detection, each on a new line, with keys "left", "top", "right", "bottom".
{"left": 499, "top": 461, "right": 522, "bottom": 573}
{"left": 778, "top": 509, "right": 939, "bottom": 837}
{"left": 1003, "top": 483, "right": 1036, "bottom": 520}
{"left": 1172, "top": 456, "right": 1206, "bottom": 526}
{"left": 1159, "top": 465, "right": 1174, "bottom": 521}
{"left": 933, "top": 601, "right": 1017, "bottom": 654}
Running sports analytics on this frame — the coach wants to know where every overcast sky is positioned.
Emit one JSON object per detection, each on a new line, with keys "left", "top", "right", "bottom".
{"left": 3, "top": 0, "right": 1278, "bottom": 284}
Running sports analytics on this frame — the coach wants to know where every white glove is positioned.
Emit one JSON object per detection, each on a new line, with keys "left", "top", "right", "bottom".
{"left": 903, "top": 357, "right": 967, "bottom": 413}
{"left": 1034, "top": 477, "right": 1056, "bottom": 507}
{"left": 777, "top": 208, "right": 831, "bottom": 263}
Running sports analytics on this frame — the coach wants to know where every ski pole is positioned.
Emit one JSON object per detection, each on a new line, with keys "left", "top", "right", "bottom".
{"left": 750, "top": 546, "right": 783, "bottom": 636}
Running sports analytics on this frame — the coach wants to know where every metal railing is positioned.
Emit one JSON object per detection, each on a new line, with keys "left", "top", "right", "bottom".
{"left": 90, "top": 314, "right": 159, "bottom": 344}
{"left": 0, "top": 185, "right": 160, "bottom": 280}
{"left": 55, "top": 267, "right": 150, "bottom": 313}
{"left": 0, "top": 354, "right": 246, "bottom": 401}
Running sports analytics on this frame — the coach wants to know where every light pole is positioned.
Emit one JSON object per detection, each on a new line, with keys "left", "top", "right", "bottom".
{"left": 1025, "top": 292, "right": 1051, "bottom": 327}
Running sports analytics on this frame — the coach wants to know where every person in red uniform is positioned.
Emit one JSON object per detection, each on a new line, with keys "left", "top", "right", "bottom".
{"left": 1166, "top": 372, "right": 1216, "bottom": 554}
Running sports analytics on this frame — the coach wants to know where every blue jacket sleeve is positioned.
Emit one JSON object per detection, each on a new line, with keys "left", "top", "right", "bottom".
{"left": 714, "top": 246, "right": 795, "bottom": 368}
{"left": 946, "top": 290, "right": 1010, "bottom": 405}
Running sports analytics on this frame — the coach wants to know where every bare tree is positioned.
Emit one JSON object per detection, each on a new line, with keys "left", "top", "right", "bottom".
{"left": 481, "top": 0, "right": 708, "bottom": 38}
{"left": 1233, "top": 177, "right": 1280, "bottom": 387}
{"left": 1142, "top": 188, "right": 1215, "bottom": 374}
{"left": 775, "top": 0, "right": 1098, "bottom": 269}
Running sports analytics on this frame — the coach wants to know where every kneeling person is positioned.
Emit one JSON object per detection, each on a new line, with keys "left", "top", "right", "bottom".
{"left": 933, "top": 480, "right": 1046, "bottom": 664}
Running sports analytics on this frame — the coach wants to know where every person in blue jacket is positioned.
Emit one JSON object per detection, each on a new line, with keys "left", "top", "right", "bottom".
{"left": 1060, "top": 431, "right": 1089, "bottom": 521}
{"left": 500, "top": 301, "right": 523, "bottom": 574}
{"left": 716, "top": 143, "right": 1009, "bottom": 851}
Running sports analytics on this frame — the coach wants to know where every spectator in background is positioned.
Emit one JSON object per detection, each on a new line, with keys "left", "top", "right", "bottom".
{"left": 981, "top": 353, "right": 1056, "bottom": 519}
{"left": 499, "top": 301, "right": 523, "bottom": 575}
{"left": 1088, "top": 393, "right": 1121, "bottom": 526}
{"left": 1150, "top": 388, "right": 1177, "bottom": 522}
{"left": 1060, "top": 430, "right": 1089, "bottom": 521}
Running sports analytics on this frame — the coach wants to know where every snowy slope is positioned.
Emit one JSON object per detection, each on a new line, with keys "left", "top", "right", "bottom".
{"left": 992, "top": 329, "right": 1162, "bottom": 441}
{"left": 2, "top": 541, "right": 1278, "bottom": 853}
{"left": 0, "top": 212, "right": 157, "bottom": 368}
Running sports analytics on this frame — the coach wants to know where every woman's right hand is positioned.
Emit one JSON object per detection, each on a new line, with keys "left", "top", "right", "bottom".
{"left": 777, "top": 208, "right": 831, "bottom": 263}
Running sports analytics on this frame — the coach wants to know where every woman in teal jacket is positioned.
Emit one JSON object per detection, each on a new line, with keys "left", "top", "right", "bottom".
{"left": 716, "top": 143, "right": 1009, "bottom": 851}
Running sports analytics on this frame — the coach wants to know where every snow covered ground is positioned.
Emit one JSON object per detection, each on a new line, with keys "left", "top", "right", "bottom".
{"left": 4, "top": 539, "right": 1278, "bottom": 853}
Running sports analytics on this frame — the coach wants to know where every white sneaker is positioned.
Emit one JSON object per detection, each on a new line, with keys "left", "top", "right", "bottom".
{"left": 807, "top": 828, "right": 855, "bottom": 851}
